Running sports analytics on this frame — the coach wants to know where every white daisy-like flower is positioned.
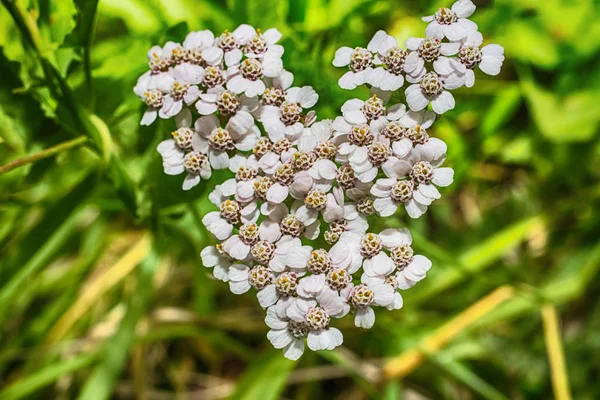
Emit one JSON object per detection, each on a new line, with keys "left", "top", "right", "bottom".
{"left": 265, "top": 306, "right": 307, "bottom": 361}
{"left": 340, "top": 280, "right": 395, "bottom": 328}
{"left": 227, "top": 56, "right": 284, "bottom": 97}
{"left": 260, "top": 86, "right": 319, "bottom": 141}
{"left": 261, "top": 70, "right": 294, "bottom": 107}
{"left": 134, "top": 71, "right": 164, "bottom": 125}
{"left": 226, "top": 154, "right": 261, "bottom": 203}
{"left": 214, "top": 25, "right": 252, "bottom": 67}
{"left": 251, "top": 235, "right": 302, "bottom": 273}
{"left": 257, "top": 137, "right": 298, "bottom": 174}
{"left": 202, "top": 196, "right": 260, "bottom": 240}
{"left": 155, "top": 63, "right": 204, "bottom": 118}
{"left": 180, "top": 30, "right": 223, "bottom": 66}
{"left": 155, "top": 108, "right": 193, "bottom": 175}
{"left": 146, "top": 42, "right": 175, "bottom": 74}
{"left": 335, "top": 164, "right": 373, "bottom": 201}
{"left": 366, "top": 30, "right": 407, "bottom": 91}
{"left": 329, "top": 231, "right": 397, "bottom": 277}
{"left": 339, "top": 95, "right": 407, "bottom": 134}
{"left": 333, "top": 45, "right": 375, "bottom": 90}
{"left": 371, "top": 143, "right": 453, "bottom": 218}
{"left": 455, "top": 31, "right": 505, "bottom": 87}
{"left": 195, "top": 85, "right": 259, "bottom": 118}
{"left": 294, "top": 186, "right": 344, "bottom": 225}
{"left": 200, "top": 244, "right": 232, "bottom": 282}
{"left": 404, "top": 36, "right": 461, "bottom": 81}
{"left": 297, "top": 120, "right": 339, "bottom": 186}
{"left": 286, "top": 293, "right": 345, "bottom": 351}
{"left": 384, "top": 229, "right": 433, "bottom": 290}
{"left": 323, "top": 202, "right": 369, "bottom": 245}
{"left": 259, "top": 203, "right": 321, "bottom": 243}
{"left": 259, "top": 163, "right": 313, "bottom": 215}
{"left": 405, "top": 70, "right": 463, "bottom": 114}
{"left": 240, "top": 27, "right": 284, "bottom": 59}
{"left": 221, "top": 222, "right": 260, "bottom": 261}
{"left": 360, "top": 274, "right": 404, "bottom": 311}
{"left": 193, "top": 112, "right": 259, "bottom": 170}
{"left": 422, "top": 0, "right": 478, "bottom": 41}
{"left": 381, "top": 109, "right": 438, "bottom": 159}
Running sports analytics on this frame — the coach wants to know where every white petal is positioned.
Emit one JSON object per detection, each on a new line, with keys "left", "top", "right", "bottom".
{"left": 354, "top": 307, "right": 375, "bottom": 329}
{"left": 333, "top": 47, "right": 353, "bottom": 67}
{"left": 257, "top": 284, "right": 279, "bottom": 308}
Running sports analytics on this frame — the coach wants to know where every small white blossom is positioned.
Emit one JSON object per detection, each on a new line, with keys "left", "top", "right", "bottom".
{"left": 155, "top": 64, "right": 204, "bottom": 118}
{"left": 193, "top": 112, "right": 259, "bottom": 169}
{"left": 200, "top": 244, "right": 232, "bottom": 282}
{"left": 404, "top": 36, "right": 461, "bottom": 81}
{"left": 422, "top": 0, "right": 478, "bottom": 41}
{"left": 294, "top": 186, "right": 344, "bottom": 225}
{"left": 261, "top": 86, "right": 319, "bottom": 141}
{"left": 195, "top": 85, "right": 259, "bottom": 118}
{"left": 181, "top": 30, "right": 223, "bottom": 66}
{"left": 366, "top": 30, "right": 407, "bottom": 91}
{"left": 340, "top": 280, "right": 395, "bottom": 328}
{"left": 455, "top": 31, "right": 505, "bottom": 87}
{"left": 405, "top": 70, "right": 463, "bottom": 114}
{"left": 265, "top": 306, "right": 306, "bottom": 360}
{"left": 227, "top": 57, "right": 284, "bottom": 97}
{"left": 333, "top": 46, "right": 375, "bottom": 90}
{"left": 259, "top": 203, "right": 321, "bottom": 243}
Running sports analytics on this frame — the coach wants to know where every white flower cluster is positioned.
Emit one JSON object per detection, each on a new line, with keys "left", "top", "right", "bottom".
{"left": 134, "top": 0, "right": 503, "bottom": 360}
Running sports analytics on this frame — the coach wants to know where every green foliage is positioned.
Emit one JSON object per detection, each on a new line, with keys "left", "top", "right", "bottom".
{"left": 0, "top": 0, "right": 599, "bottom": 399}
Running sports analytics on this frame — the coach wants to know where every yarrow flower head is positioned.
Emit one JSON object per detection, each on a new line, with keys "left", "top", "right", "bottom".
{"left": 136, "top": 13, "right": 503, "bottom": 360}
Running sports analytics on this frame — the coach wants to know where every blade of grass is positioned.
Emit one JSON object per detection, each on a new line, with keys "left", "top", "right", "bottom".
{"left": 45, "top": 233, "right": 152, "bottom": 343}
{"left": 0, "top": 135, "right": 87, "bottom": 174}
{"left": 229, "top": 349, "right": 296, "bottom": 400}
{"left": 77, "top": 245, "right": 159, "bottom": 400}
{"left": 383, "top": 286, "right": 515, "bottom": 380}
{"left": 0, "top": 350, "right": 98, "bottom": 400}
{"left": 541, "top": 304, "right": 572, "bottom": 400}
{"left": 428, "top": 351, "right": 510, "bottom": 400}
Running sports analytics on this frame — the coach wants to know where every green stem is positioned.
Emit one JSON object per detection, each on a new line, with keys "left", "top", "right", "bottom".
{"left": 0, "top": 136, "right": 88, "bottom": 175}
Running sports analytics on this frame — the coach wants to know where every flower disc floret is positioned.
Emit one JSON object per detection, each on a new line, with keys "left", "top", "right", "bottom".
{"left": 249, "top": 265, "right": 274, "bottom": 290}
{"left": 360, "top": 233, "right": 383, "bottom": 258}
{"left": 307, "top": 249, "right": 332, "bottom": 274}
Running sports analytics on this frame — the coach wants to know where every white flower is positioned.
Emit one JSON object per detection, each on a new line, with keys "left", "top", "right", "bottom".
{"left": 195, "top": 85, "right": 259, "bottom": 118}
{"left": 193, "top": 112, "right": 259, "bottom": 169}
{"left": 258, "top": 203, "right": 321, "bottom": 243}
{"left": 372, "top": 143, "right": 453, "bottom": 218}
{"left": 422, "top": 0, "right": 478, "bottom": 41}
{"left": 297, "top": 120, "right": 338, "bottom": 186}
{"left": 227, "top": 154, "right": 261, "bottom": 203}
{"left": 381, "top": 229, "right": 433, "bottom": 289}
{"left": 323, "top": 202, "right": 369, "bottom": 244}
{"left": 202, "top": 197, "right": 260, "bottom": 240}
{"left": 335, "top": 164, "right": 373, "bottom": 201}
{"left": 294, "top": 187, "right": 344, "bottom": 225}
{"left": 155, "top": 64, "right": 204, "bottom": 118}
{"left": 260, "top": 86, "right": 319, "bottom": 141}
{"left": 259, "top": 163, "right": 313, "bottom": 215}
{"left": 257, "top": 137, "right": 298, "bottom": 174}
{"left": 366, "top": 30, "right": 406, "bottom": 91}
{"left": 214, "top": 26, "right": 252, "bottom": 67}
{"left": 146, "top": 42, "right": 175, "bottom": 74}
{"left": 182, "top": 30, "right": 223, "bottom": 66}
{"left": 241, "top": 27, "right": 284, "bottom": 59}
{"left": 339, "top": 96, "right": 407, "bottom": 134}
{"left": 265, "top": 306, "right": 306, "bottom": 360}
{"left": 134, "top": 71, "right": 164, "bottom": 125}
{"left": 405, "top": 70, "right": 463, "bottom": 114}
{"left": 227, "top": 57, "right": 283, "bottom": 97}
{"left": 340, "top": 281, "right": 395, "bottom": 328}
{"left": 383, "top": 110, "right": 438, "bottom": 158}
{"left": 260, "top": 70, "right": 294, "bottom": 107}
{"left": 200, "top": 244, "right": 232, "bottom": 282}
{"left": 360, "top": 275, "right": 404, "bottom": 311}
{"left": 286, "top": 294, "right": 345, "bottom": 351}
{"left": 155, "top": 108, "right": 193, "bottom": 175}
{"left": 333, "top": 110, "right": 407, "bottom": 183}
{"left": 250, "top": 235, "right": 301, "bottom": 273}
{"left": 456, "top": 31, "right": 505, "bottom": 87}
{"left": 404, "top": 37, "right": 461, "bottom": 81}
{"left": 333, "top": 46, "right": 375, "bottom": 90}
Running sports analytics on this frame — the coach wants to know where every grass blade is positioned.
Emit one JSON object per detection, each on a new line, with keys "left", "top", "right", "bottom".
{"left": 541, "top": 304, "right": 572, "bottom": 400}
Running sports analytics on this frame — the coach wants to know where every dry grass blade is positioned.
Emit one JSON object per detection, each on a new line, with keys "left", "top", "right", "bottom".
{"left": 541, "top": 304, "right": 572, "bottom": 400}
{"left": 45, "top": 233, "right": 152, "bottom": 344}
{"left": 383, "top": 285, "right": 515, "bottom": 379}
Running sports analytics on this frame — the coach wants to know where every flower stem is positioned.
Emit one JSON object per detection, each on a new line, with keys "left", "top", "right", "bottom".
{"left": 0, "top": 136, "right": 88, "bottom": 175}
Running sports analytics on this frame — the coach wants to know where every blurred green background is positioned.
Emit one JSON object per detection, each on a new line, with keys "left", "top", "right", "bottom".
{"left": 1, "top": 0, "right": 599, "bottom": 399}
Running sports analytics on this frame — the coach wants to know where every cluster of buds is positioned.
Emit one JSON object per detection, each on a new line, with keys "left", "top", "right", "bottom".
{"left": 134, "top": 0, "right": 504, "bottom": 360}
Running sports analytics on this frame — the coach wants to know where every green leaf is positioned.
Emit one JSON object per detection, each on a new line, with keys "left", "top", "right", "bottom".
{"left": 521, "top": 73, "right": 600, "bottom": 142}
{"left": 229, "top": 349, "right": 296, "bottom": 400}
{"left": 429, "top": 352, "right": 510, "bottom": 400}
{"left": 0, "top": 351, "right": 98, "bottom": 400}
